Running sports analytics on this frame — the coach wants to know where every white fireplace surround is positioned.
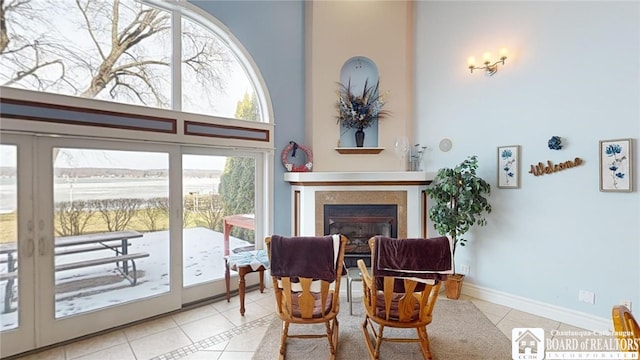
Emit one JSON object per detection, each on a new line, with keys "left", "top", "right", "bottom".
{"left": 284, "top": 172, "right": 436, "bottom": 238}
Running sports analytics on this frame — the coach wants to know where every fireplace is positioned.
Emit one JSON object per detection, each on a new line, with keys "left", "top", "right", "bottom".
{"left": 324, "top": 204, "right": 397, "bottom": 267}
{"left": 284, "top": 171, "right": 434, "bottom": 267}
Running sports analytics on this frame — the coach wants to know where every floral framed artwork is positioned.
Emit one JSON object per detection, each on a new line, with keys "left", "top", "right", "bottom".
{"left": 497, "top": 145, "right": 520, "bottom": 189}
{"left": 599, "top": 138, "right": 633, "bottom": 192}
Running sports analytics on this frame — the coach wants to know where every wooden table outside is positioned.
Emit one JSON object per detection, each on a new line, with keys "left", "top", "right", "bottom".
{"left": 223, "top": 214, "right": 266, "bottom": 316}
{"left": 223, "top": 214, "right": 255, "bottom": 257}
{"left": 55, "top": 230, "right": 144, "bottom": 275}
{"left": 0, "top": 230, "right": 145, "bottom": 313}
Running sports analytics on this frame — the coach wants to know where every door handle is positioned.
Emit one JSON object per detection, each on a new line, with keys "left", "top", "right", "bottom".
{"left": 37, "top": 219, "right": 47, "bottom": 256}
{"left": 22, "top": 220, "right": 35, "bottom": 257}
{"left": 38, "top": 236, "right": 46, "bottom": 256}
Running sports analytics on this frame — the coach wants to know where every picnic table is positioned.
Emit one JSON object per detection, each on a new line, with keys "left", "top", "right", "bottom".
{"left": 0, "top": 230, "right": 149, "bottom": 313}
{"left": 55, "top": 230, "right": 145, "bottom": 275}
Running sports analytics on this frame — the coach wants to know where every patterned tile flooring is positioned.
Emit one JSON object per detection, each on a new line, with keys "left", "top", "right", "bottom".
{"left": 9, "top": 285, "right": 589, "bottom": 360}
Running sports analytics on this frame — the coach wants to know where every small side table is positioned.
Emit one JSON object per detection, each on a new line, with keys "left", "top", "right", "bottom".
{"left": 223, "top": 214, "right": 269, "bottom": 316}
{"left": 346, "top": 267, "right": 367, "bottom": 315}
{"left": 225, "top": 252, "right": 267, "bottom": 316}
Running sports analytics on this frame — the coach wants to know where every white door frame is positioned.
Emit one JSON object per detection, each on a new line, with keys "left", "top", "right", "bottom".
{"left": 0, "top": 133, "right": 37, "bottom": 357}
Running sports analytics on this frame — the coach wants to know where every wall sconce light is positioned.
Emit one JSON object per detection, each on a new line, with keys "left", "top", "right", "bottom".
{"left": 467, "top": 48, "right": 508, "bottom": 76}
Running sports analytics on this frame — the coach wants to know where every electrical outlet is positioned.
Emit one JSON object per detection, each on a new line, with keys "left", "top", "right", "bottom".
{"left": 622, "top": 300, "right": 632, "bottom": 311}
{"left": 578, "top": 290, "right": 595, "bottom": 304}
{"left": 460, "top": 265, "right": 470, "bottom": 275}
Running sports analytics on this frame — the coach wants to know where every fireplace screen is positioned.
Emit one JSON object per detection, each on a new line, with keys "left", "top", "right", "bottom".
{"left": 324, "top": 204, "right": 397, "bottom": 266}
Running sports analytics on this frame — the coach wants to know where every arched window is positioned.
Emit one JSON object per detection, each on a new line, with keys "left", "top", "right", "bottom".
{"left": 0, "top": 0, "right": 269, "bottom": 123}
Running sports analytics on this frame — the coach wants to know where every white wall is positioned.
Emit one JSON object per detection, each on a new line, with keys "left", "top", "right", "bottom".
{"left": 415, "top": 1, "right": 639, "bottom": 325}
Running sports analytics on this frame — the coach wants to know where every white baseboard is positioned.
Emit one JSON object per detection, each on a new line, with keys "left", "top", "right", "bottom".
{"left": 462, "top": 282, "right": 611, "bottom": 332}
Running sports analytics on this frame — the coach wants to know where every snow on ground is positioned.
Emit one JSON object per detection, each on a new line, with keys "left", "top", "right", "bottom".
{"left": 0, "top": 227, "right": 252, "bottom": 330}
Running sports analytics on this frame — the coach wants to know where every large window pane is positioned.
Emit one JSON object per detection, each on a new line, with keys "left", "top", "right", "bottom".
{"left": 181, "top": 17, "right": 261, "bottom": 120}
{"left": 0, "top": 145, "right": 18, "bottom": 331}
{"left": 182, "top": 154, "right": 255, "bottom": 287}
{"left": 1, "top": 0, "right": 268, "bottom": 122}
{"left": 53, "top": 148, "right": 170, "bottom": 318}
{"left": 1, "top": 0, "right": 172, "bottom": 108}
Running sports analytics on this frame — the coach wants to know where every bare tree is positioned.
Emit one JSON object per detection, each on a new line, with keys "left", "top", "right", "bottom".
{"left": 1, "top": 0, "right": 231, "bottom": 108}
{"left": 93, "top": 198, "right": 142, "bottom": 232}
{"left": 0, "top": 0, "right": 73, "bottom": 91}
{"left": 74, "top": 0, "right": 171, "bottom": 104}
{"left": 193, "top": 194, "right": 223, "bottom": 231}
{"left": 55, "top": 200, "right": 96, "bottom": 236}
{"left": 183, "top": 197, "right": 194, "bottom": 228}
{"left": 139, "top": 197, "right": 168, "bottom": 232}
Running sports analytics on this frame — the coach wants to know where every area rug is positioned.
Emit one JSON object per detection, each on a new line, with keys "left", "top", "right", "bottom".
{"left": 253, "top": 298, "right": 512, "bottom": 360}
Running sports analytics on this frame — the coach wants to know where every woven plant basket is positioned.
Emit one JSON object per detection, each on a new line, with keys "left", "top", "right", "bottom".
{"left": 444, "top": 274, "right": 465, "bottom": 299}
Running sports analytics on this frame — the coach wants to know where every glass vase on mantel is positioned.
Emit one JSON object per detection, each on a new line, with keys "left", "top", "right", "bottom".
{"left": 355, "top": 129, "right": 365, "bottom": 147}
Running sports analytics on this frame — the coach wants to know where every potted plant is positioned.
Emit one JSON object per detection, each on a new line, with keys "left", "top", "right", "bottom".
{"left": 336, "top": 78, "right": 388, "bottom": 147}
{"left": 425, "top": 155, "right": 492, "bottom": 299}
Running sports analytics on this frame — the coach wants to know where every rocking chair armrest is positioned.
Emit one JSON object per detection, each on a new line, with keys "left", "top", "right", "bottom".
{"left": 357, "top": 259, "right": 371, "bottom": 288}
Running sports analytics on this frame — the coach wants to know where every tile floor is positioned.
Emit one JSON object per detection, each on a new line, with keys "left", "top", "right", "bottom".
{"left": 9, "top": 284, "right": 588, "bottom": 360}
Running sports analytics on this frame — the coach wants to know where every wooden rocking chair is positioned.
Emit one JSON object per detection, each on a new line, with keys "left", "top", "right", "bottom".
{"left": 357, "top": 236, "right": 453, "bottom": 360}
{"left": 612, "top": 305, "right": 640, "bottom": 356}
{"left": 265, "top": 234, "right": 347, "bottom": 360}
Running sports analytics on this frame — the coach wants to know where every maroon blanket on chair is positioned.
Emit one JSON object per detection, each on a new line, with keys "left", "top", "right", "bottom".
{"left": 270, "top": 235, "right": 337, "bottom": 283}
{"left": 373, "top": 236, "right": 453, "bottom": 281}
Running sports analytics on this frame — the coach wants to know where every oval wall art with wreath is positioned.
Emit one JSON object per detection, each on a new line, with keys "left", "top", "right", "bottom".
{"left": 281, "top": 141, "right": 313, "bottom": 172}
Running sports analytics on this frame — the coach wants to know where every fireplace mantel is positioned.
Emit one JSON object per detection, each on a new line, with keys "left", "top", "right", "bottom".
{"left": 284, "top": 171, "right": 436, "bottom": 238}
{"left": 284, "top": 171, "right": 436, "bottom": 186}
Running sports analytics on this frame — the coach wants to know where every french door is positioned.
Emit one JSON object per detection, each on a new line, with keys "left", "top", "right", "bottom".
{"left": 0, "top": 134, "right": 36, "bottom": 356}
{"left": 1, "top": 135, "right": 182, "bottom": 357}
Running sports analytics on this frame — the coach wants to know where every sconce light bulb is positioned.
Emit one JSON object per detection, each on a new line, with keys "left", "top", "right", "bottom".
{"left": 467, "top": 56, "right": 476, "bottom": 67}
{"left": 483, "top": 52, "right": 492, "bottom": 63}
{"left": 499, "top": 48, "right": 508, "bottom": 61}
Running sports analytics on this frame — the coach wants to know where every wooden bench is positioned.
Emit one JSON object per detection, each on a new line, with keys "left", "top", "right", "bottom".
{"left": 54, "top": 242, "right": 128, "bottom": 256}
{"left": 0, "top": 272, "right": 17, "bottom": 282}
{"left": 0, "top": 232, "right": 148, "bottom": 313}
{"left": 55, "top": 252, "right": 150, "bottom": 285}
{"left": 55, "top": 231, "right": 144, "bottom": 275}
{"left": 0, "top": 245, "right": 17, "bottom": 313}
{"left": 1, "top": 271, "right": 17, "bottom": 313}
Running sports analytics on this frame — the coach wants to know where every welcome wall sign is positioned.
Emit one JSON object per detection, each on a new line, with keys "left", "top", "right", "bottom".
{"left": 528, "top": 158, "right": 584, "bottom": 176}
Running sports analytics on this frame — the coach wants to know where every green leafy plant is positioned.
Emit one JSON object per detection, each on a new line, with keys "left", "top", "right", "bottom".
{"left": 426, "top": 155, "right": 492, "bottom": 255}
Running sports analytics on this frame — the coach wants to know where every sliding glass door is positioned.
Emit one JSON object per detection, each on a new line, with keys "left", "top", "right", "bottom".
{"left": 1, "top": 135, "right": 182, "bottom": 355}
{"left": 181, "top": 149, "right": 261, "bottom": 304}
{"left": 36, "top": 137, "right": 182, "bottom": 346}
{"left": 0, "top": 135, "right": 268, "bottom": 357}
